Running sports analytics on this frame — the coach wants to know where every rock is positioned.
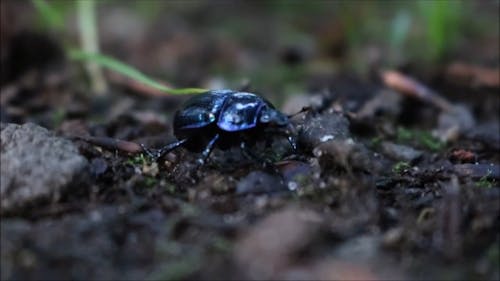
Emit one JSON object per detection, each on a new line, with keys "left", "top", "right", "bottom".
{"left": 298, "top": 110, "right": 350, "bottom": 149}
{"left": 89, "top": 157, "right": 108, "bottom": 178}
{"left": 436, "top": 104, "right": 475, "bottom": 142}
{"left": 466, "top": 121, "right": 500, "bottom": 150}
{"left": 380, "top": 141, "right": 423, "bottom": 163}
{"left": 453, "top": 164, "right": 500, "bottom": 180}
{"left": 333, "top": 235, "right": 381, "bottom": 262}
{"left": 234, "top": 206, "right": 322, "bottom": 279}
{"left": 356, "top": 89, "right": 402, "bottom": 119}
{"left": 313, "top": 139, "right": 389, "bottom": 174}
{"left": 274, "top": 160, "right": 314, "bottom": 191}
{"left": 236, "top": 171, "right": 286, "bottom": 194}
{"left": 1, "top": 123, "right": 88, "bottom": 212}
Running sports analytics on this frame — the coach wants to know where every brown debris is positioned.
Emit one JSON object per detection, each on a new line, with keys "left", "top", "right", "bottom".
{"left": 446, "top": 62, "right": 500, "bottom": 88}
{"left": 450, "top": 149, "right": 477, "bottom": 163}
{"left": 234, "top": 206, "right": 322, "bottom": 280}
{"left": 76, "top": 135, "right": 143, "bottom": 154}
{"left": 381, "top": 70, "right": 453, "bottom": 112}
{"left": 381, "top": 71, "right": 476, "bottom": 143}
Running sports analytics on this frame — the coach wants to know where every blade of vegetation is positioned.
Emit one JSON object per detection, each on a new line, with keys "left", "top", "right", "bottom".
{"left": 390, "top": 10, "right": 411, "bottom": 49}
{"left": 417, "top": 0, "right": 462, "bottom": 62}
{"left": 68, "top": 50, "right": 208, "bottom": 95}
{"left": 32, "top": 0, "right": 64, "bottom": 30}
{"left": 77, "top": 0, "right": 107, "bottom": 94}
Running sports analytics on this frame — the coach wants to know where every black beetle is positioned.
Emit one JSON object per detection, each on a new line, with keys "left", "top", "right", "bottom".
{"left": 142, "top": 89, "right": 297, "bottom": 165}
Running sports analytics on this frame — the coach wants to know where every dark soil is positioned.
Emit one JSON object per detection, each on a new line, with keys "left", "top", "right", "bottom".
{"left": 1, "top": 2, "right": 499, "bottom": 280}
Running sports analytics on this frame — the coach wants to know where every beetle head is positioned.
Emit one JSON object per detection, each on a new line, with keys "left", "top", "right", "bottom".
{"left": 260, "top": 106, "right": 298, "bottom": 152}
{"left": 259, "top": 107, "right": 289, "bottom": 127}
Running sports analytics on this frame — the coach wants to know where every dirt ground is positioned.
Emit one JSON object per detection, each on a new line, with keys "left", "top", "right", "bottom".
{"left": 1, "top": 2, "right": 499, "bottom": 280}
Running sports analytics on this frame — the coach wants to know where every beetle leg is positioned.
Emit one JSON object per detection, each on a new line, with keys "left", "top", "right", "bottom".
{"left": 197, "top": 134, "right": 219, "bottom": 165}
{"left": 287, "top": 135, "right": 297, "bottom": 153}
{"left": 141, "top": 138, "right": 188, "bottom": 161}
{"left": 285, "top": 122, "right": 298, "bottom": 153}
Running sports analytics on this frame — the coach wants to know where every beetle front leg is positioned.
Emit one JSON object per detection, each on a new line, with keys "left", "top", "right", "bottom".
{"left": 197, "top": 134, "right": 219, "bottom": 165}
{"left": 286, "top": 135, "right": 297, "bottom": 153}
{"left": 285, "top": 122, "right": 298, "bottom": 153}
{"left": 141, "top": 138, "right": 188, "bottom": 161}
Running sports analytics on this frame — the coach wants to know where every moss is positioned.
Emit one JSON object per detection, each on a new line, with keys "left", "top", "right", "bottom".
{"left": 393, "top": 161, "right": 411, "bottom": 174}
{"left": 210, "top": 237, "right": 233, "bottom": 253}
{"left": 369, "top": 136, "right": 383, "bottom": 148}
{"left": 417, "top": 130, "right": 445, "bottom": 151}
{"left": 396, "top": 127, "right": 414, "bottom": 142}
{"left": 396, "top": 127, "right": 445, "bottom": 151}
{"left": 126, "top": 154, "right": 148, "bottom": 166}
{"left": 143, "top": 176, "right": 158, "bottom": 188}
{"left": 476, "top": 170, "right": 495, "bottom": 188}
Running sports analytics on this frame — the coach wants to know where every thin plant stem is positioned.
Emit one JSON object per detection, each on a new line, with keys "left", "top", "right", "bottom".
{"left": 77, "top": 0, "right": 107, "bottom": 95}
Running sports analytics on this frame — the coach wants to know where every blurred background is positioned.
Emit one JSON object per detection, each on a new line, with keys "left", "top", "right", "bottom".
{"left": 1, "top": 0, "right": 498, "bottom": 106}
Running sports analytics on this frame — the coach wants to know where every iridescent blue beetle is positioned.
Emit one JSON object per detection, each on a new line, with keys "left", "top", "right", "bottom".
{"left": 143, "top": 89, "right": 296, "bottom": 164}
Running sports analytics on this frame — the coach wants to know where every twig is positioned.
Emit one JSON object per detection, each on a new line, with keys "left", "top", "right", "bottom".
{"left": 381, "top": 70, "right": 453, "bottom": 112}
{"left": 75, "top": 135, "right": 143, "bottom": 154}
{"left": 446, "top": 62, "right": 500, "bottom": 88}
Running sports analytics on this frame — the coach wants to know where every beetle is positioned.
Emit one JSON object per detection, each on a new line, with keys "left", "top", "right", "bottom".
{"left": 142, "top": 89, "right": 297, "bottom": 165}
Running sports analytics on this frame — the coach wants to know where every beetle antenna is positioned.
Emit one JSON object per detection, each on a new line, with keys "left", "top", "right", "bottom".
{"left": 287, "top": 106, "right": 311, "bottom": 118}
{"left": 238, "top": 79, "right": 252, "bottom": 92}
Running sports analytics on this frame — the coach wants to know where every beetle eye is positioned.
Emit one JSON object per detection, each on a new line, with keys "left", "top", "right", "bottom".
{"left": 260, "top": 114, "right": 270, "bottom": 123}
{"left": 208, "top": 113, "right": 216, "bottom": 122}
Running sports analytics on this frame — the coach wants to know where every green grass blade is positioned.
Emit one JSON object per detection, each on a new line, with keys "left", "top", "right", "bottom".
{"left": 77, "top": 0, "right": 107, "bottom": 94}
{"left": 32, "top": 0, "right": 64, "bottom": 30}
{"left": 68, "top": 49, "right": 208, "bottom": 95}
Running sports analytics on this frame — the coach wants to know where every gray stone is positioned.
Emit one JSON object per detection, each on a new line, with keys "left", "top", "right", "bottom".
{"left": 466, "top": 121, "right": 500, "bottom": 150}
{"left": 436, "top": 104, "right": 475, "bottom": 142}
{"left": 297, "top": 110, "right": 350, "bottom": 149}
{"left": 357, "top": 89, "right": 402, "bottom": 119}
{"left": 236, "top": 171, "right": 285, "bottom": 194}
{"left": 1, "top": 123, "right": 88, "bottom": 212}
{"left": 380, "top": 141, "right": 423, "bottom": 163}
